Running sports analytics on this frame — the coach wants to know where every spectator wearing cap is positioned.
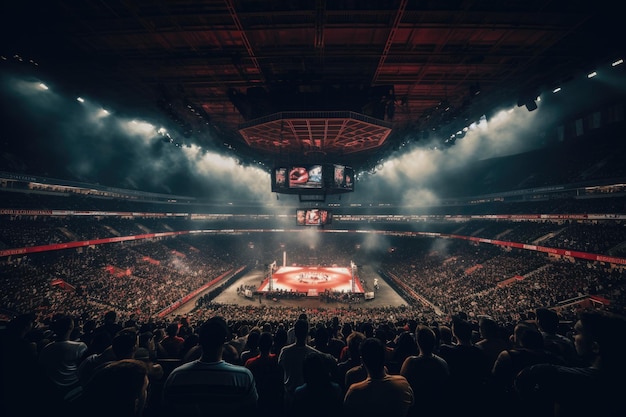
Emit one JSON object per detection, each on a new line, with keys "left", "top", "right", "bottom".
{"left": 162, "top": 316, "right": 258, "bottom": 415}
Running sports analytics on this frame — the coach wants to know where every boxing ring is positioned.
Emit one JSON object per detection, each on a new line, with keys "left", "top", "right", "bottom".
{"left": 257, "top": 266, "right": 365, "bottom": 297}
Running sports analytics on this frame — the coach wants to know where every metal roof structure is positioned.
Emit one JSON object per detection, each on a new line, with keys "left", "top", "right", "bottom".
{"left": 3, "top": 0, "right": 624, "bottom": 172}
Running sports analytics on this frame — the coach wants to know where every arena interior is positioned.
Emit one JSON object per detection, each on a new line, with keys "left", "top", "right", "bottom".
{"left": 1, "top": 2, "right": 626, "bottom": 417}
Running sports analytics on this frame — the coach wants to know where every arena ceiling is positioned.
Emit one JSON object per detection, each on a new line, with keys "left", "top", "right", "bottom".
{"left": 3, "top": 0, "right": 623, "bottom": 173}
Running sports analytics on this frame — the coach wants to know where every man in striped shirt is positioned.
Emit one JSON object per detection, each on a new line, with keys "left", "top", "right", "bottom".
{"left": 162, "top": 316, "right": 258, "bottom": 416}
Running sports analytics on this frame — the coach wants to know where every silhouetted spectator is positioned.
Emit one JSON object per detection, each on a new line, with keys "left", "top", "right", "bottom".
{"left": 162, "top": 316, "right": 258, "bottom": 415}
{"left": 400, "top": 325, "right": 449, "bottom": 416}
{"left": 516, "top": 309, "right": 626, "bottom": 417}
{"left": 535, "top": 307, "right": 577, "bottom": 365}
{"left": 1, "top": 313, "right": 41, "bottom": 417}
{"left": 279, "top": 318, "right": 336, "bottom": 414}
{"left": 38, "top": 315, "right": 88, "bottom": 410}
{"left": 70, "top": 359, "right": 150, "bottom": 417}
{"left": 95, "top": 310, "right": 123, "bottom": 341}
{"left": 344, "top": 337, "right": 414, "bottom": 417}
{"left": 159, "top": 322, "right": 184, "bottom": 359}
{"left": 292, "top": 352, "right": 343, "bottom": 417}
{"left": 78, "top": 327, "right": 138, "bottom": 386}
{"left": 337, "top": 331, "right": 366, "bottom": 392}
{"left": 476, "top": 316, "right": 511, "bottom": 372}
{"left": 438, "top": 317, "right": 489, "bottom": 415}
{"left": 389, "top": 331, "right": 418, "bottom": 374}
{"left": 245, "top": 331, "right": 284, "bottom": 417}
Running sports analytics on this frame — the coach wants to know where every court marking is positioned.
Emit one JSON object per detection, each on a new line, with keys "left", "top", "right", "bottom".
{"left": 257, "top": 266, "right": 364, "bottom": 295}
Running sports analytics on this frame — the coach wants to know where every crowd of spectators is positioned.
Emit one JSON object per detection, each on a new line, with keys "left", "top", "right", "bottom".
{"left": 2, "top": 88, "right": 626, "bottom": 415}
{"left": 2, "top": 211, "right": 624, "bottom": 261}
{"left": 1, "top": 231, "right": 625, "bottom": 417}
{"left": 2, "top": 228, "right": 625, "bottom": 325}
{"left": 1, "top": 186, "right": 626, "bottom": 416}
{"left": 0, "top": 237, "right": 243, "bottom": 322}
{"left": 381, "top": 238, "right": 625, "bottom": 319}
{"left": 3, "top": 302, "right": 626, "bottom": 417}
{"left": 543, "top": 222, "right": 626, "bottom": 253}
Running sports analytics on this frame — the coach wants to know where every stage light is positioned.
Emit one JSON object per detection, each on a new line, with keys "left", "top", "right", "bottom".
{"left": 38, "top": 83, "right": 48, "bottom": 90}
{"left": 587, "top": 71, "right": 597, "bottom": 78}
{"left": 77, "top": 97, "right": 84, "bottom": 103}
{"left": 98, "top": 109, "right": 110, "bottom": 117}
{"left": 552, "top": 87, "right": 561, "bottom": 93}
{"left": 612, "top": 59, "right": 623, "bottom": 67}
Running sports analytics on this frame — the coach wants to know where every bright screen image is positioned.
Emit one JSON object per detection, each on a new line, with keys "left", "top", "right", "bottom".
{"left": 289, "top": 165, "right": 323, "bottom": 189}
{"left": 296, "top": 209, "right": 332, "bottom": 225}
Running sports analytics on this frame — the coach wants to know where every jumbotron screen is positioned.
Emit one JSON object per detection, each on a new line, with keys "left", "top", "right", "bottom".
{"left": 296, "top": 209, "right": 332, "bottom": 226}
{"left": 272, "top": 163, "right": 354, "bottom": 195}
{"left": 288, "top": 165, "right": 323, "bottom": 189}
{"left": 332, "top": 164, "right": 354, "bottom": 191}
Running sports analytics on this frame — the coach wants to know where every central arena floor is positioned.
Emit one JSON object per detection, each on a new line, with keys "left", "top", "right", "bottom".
{"left": 172, "top": 264, "right": 409, "bottom": 316}
{"left": 221, "top": 265, "right": 407, "bottom": 308}
{"left": 257, "top": 266, "right": 365, "bottom": 296}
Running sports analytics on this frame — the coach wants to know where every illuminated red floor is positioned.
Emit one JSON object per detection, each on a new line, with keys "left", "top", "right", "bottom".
{"left": 257, "top": 266, "right": 364, "bottom": 296}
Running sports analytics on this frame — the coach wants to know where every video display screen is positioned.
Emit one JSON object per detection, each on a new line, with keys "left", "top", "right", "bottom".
{"left": 273, "top": 167, "right": 288, "bottom": 191}
{"left": 296, "top": 209, "right": 332, "bottom": 226}
{"left": 332, "top": 164, "right": 354, "bottom": 191}
{"left": 271, "top": 163, "right": 353, "bottom": 195}
{"left": 288, "top": 165, "right": 323, "bottom": 189}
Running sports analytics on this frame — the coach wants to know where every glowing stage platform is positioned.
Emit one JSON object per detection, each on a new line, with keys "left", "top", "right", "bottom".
{"left": 257, "top": 266, "right": 364, "bottom": 297}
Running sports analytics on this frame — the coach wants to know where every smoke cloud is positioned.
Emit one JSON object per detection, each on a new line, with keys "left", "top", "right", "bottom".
{"left": 2, "top": 63, "right": 623, "bottom": 208}
{"left": 1, "top": 71, "right": 272, "bottom": 203}
{"left": 357, "top": 66, "right": 625, "bottom": 205}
